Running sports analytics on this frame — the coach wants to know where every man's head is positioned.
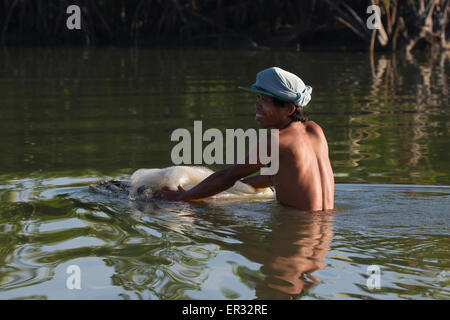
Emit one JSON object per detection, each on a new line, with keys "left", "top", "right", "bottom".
{"left": 239, "top": 67, "right": 312, "bottom": 128}
{"left": 271, "top": 95, "right": 309, "bottom": 123}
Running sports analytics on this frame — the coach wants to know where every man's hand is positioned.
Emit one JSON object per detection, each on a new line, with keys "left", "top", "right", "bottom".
{"left": 152, "top": 185, "right": 186, "bottom": 201}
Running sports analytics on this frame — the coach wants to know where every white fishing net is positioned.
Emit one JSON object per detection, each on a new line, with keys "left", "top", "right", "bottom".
{"left": 129, "top": 166, "right": 275, "bottom": 201}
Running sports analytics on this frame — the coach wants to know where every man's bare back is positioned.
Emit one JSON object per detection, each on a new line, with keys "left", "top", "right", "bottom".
{"left": 273, "top": 121, "right": 334, "bottom": 211}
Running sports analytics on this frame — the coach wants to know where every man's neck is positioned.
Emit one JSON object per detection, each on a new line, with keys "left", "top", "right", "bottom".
{"left": 276, "top": 119, "right": 294, "bottom": 130}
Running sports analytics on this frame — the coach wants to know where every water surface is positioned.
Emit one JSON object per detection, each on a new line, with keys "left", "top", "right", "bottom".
{"left": 0, "top": 48, "right": 448, "bottom": 299}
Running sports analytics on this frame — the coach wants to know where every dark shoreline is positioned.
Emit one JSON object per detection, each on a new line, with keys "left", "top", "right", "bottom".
{"left": 0, "top": 28, "right": 380, "bottom": 53}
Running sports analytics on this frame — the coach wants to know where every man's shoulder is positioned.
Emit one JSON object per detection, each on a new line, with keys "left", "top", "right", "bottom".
{"left": 304, "top": 121, "right": 323, "bottom": 132}
{"left": 284, "top": 121, "right": 324, "bottom": 137}
{"left": 278, "top": 122, "right": 326, "bottom": 145}
{"left": 301, "top": 121, "right": 325, "bottom": 139}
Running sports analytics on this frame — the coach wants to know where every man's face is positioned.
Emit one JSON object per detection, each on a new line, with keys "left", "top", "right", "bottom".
{"left": 254, "top": 94, "right": 289, "bottom": 128}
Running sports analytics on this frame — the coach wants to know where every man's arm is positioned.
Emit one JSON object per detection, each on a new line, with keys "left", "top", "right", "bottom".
{"left": 154, "top": 130, "right": 278, "bottom": 201}
{"left": 241, "top": 175, "right": 273, "bottom": 189}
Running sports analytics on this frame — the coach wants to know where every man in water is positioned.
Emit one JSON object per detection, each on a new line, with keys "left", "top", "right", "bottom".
{"left": 154, "top": 67, "right": 334, "bottom": 211}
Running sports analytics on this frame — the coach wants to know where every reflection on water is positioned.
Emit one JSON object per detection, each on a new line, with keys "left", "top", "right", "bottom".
{"left": 0, "top": 47, "right": 448, "bottom": 299}
{"left": 227, "top": 208, "right": 334, "bottom": 299}
{"left": 344, "top": 50, "right": 449, "bottom": 180}
{"left": 329, "top": 50, "right": 449, "bottom": 185}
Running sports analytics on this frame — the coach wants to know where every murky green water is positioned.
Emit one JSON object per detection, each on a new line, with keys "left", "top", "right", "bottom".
{"left": 0, "top": 48, "right": 449, "bottom": 299}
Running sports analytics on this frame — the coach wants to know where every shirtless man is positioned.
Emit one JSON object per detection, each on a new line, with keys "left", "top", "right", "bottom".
{"left": 154, "top": 67, "right": 334, "bottom": 211}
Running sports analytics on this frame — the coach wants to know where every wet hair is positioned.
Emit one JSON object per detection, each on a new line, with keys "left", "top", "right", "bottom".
{"left": 272, "top": 97, "right": 309, "bottom": 122}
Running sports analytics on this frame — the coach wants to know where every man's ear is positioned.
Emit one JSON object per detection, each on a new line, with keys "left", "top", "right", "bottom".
{"left": 286, "top": 103, "right": 296, "bottom": 116}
